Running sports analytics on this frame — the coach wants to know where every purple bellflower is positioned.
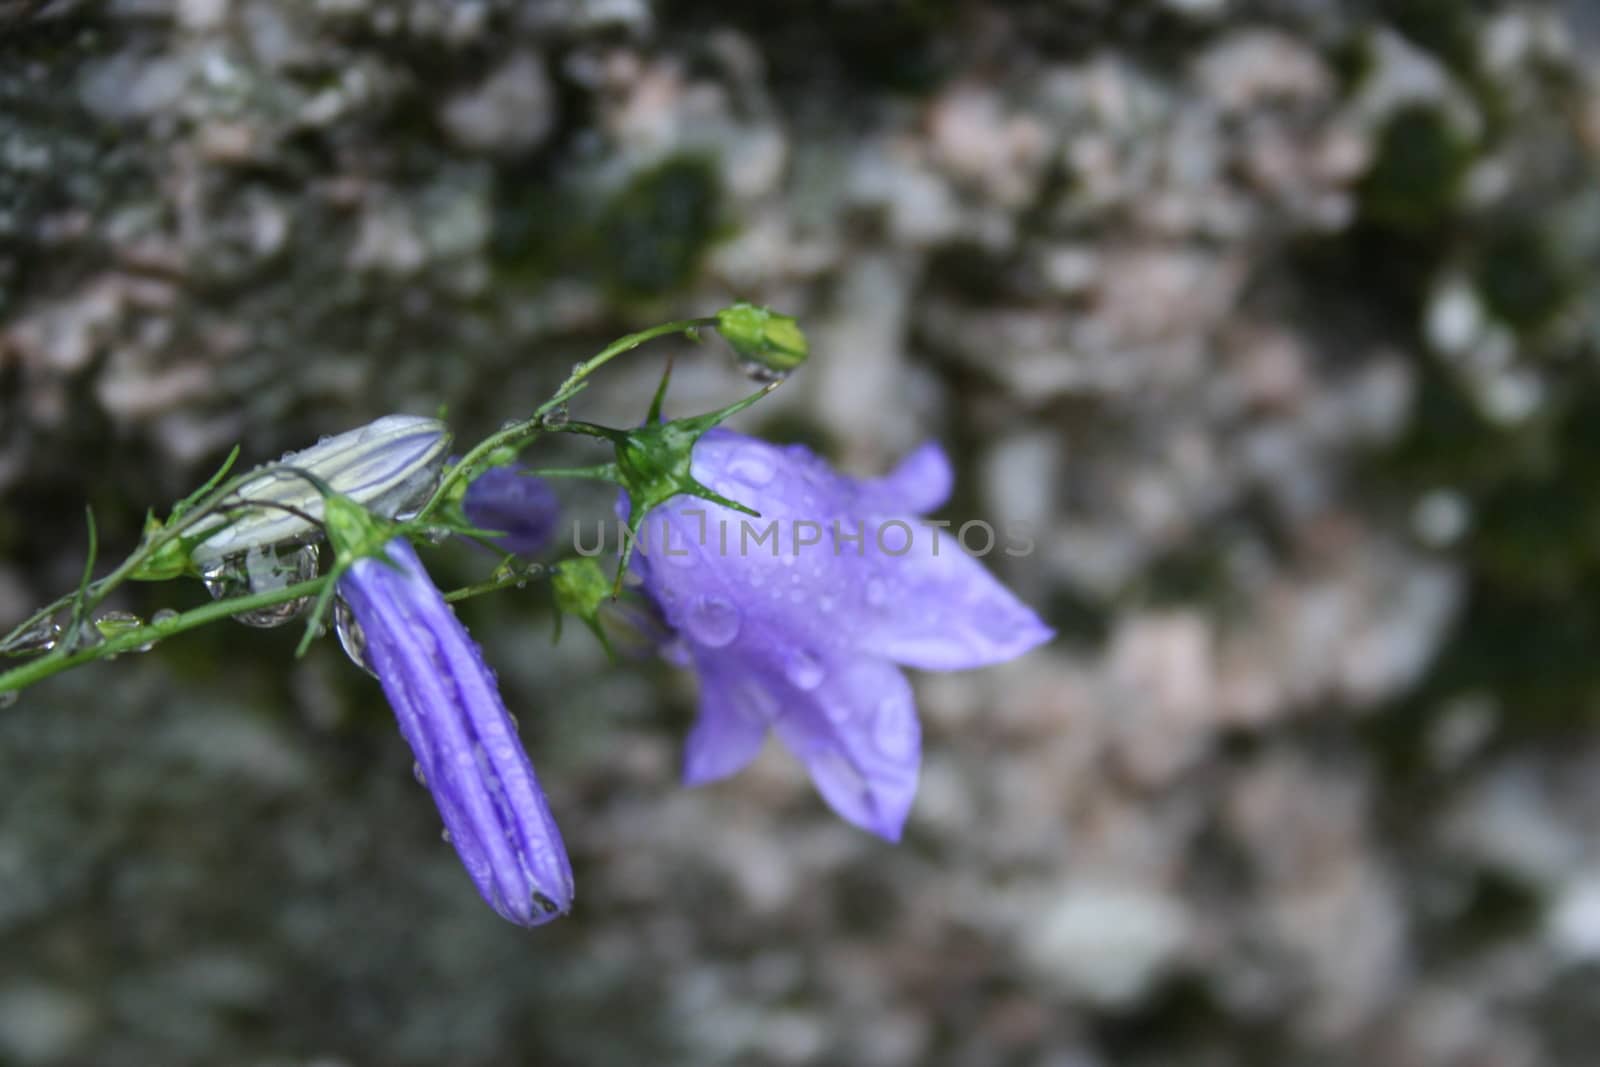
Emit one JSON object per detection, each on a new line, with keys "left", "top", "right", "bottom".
{"left": 462, "top": 466, "right": 561, "bottom": 557}
{"left": 337, "top": 537, "right": 574, "bottom": 926}
{"left": 628, "top": 428, "right": 1053, "bottom": 841}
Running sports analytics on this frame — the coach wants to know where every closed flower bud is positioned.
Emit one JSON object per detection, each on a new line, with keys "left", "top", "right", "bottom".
{"left": 715, "top": 302, "right": 808, "bottom": 379}
{"left": 191, "top": 415, "right": 450, "bottom": 565}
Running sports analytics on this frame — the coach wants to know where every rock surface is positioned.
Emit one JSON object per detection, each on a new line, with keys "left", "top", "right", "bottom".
{"left": 3, "top": 2, "right": 1600, "bottom": 1065}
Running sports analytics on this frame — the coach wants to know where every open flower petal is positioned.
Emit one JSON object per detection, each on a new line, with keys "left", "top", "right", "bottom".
{"left": 632, "top": 428, "right": 1050, "bottom": 839}
{"left": 852, "top": 536, "right": 1056, "bottom": 670}
{"left": 682, "top": 661, "right": 772, "bottom": 786}
{"left": 768, "top": 654, "right": 921, "bottom": 841}
{"left": 856, "top": 440, "right": 953, "bottom": 515}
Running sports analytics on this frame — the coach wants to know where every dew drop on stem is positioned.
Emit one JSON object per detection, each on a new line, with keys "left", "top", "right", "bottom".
{"left": 201, "top": 543, "right": 321, "bottom": 628}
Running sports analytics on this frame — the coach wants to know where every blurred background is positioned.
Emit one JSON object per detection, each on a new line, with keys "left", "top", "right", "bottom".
{"left": 4, "top": 1, "right": 1600, "bottom": 1064}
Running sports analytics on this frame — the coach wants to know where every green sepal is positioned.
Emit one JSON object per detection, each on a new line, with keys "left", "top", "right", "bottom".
{"left": 551, "top": 557, "right": 617, "bottom": 658}
{"left": 322, "top": 493, "right": 398, "bottom": 565}
{"left": 128, "top": 446, "right": 242, "bottom": 581}
{"left": 130, "top": 512, "right": 196, "bottom": 581}
{"left": 604, "top": 379, "right": 778, "bottom": 593}
{"left": 292, "top": 491, "right": 400, "bottom": 660}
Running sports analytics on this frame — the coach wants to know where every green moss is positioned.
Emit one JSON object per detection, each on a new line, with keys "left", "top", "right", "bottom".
{"left": 1380, "top": 361, "right": 1533, "bottom": 489}
{"left": 1389, "top": 0, "right": 1483, "bottom": 80}
{"left": 599, "top": 156, "right": 721, "bottom": 299}
{"left": 1358, "top": 104, "right": 1476, "bottom": 232}
{"left": 493, "top": 155, "right": 722, "bottom": 300}
{"left": 1476, "top": 229, "right": 1574, "bottom": 333}
{"left": 489, "top": 171, "right": 586, "bottom": 287}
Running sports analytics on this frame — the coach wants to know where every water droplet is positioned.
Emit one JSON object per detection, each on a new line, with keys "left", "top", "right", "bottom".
{"left": 727, "top": 452, "right": 775, "bottom": 487}
{"left": 0, "top": 690, "right": 17, "bottom": 709}
{"left": 2, "top": 618, "right": 61, "bottom": 654}
{"left": 412, "top": 761, "right": 427, "bottom": 786}
{"left": 151, "top": 608, "right": 179, "bottom": 625}
{"left": 788, "top": 588, "right": 806, "bottom": 604}
{"left": 333, "top": 597, "right": 375, "bottom": 677}
{"left": 94, "top": 610, "right": 151, "bottom": 651}
{"left": 976, "top": 600, "right": 1023, "bottom": 645}
{"left": 824, "top": 702, "right": 853, "bottom": 724}
{"left": 737, "top": 358, "right": 792, "bottom": 383}
{"left": 865, "top": 578, "right": 887, "bottom": 606}
{"left": 874, "top": 693, "right": 918, "bottom": 758}
{"left": 784, "top": 650, "right": 825, "bottom": 691}
{"left": 818, "top": 595, "right": 835, "bottom": 613}
{"left": 685, "top": 595, "right": 740, "bottom": 648}
{"left": 201, "top": 543, "right": 321, "bottom": 628}
{"left": 441, "top": 828, "right": 452, "bottom": 844}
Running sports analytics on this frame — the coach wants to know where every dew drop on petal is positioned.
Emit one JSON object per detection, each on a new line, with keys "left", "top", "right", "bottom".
{"left": 824, "top": 701, "right": 853, "bottom": 724}
{"left": 685, "top": 595, "right": 740, "bottom": 648}
{"left": 333, "top": 597, "right": 376, "bottom": 677}
{"left": 412, "top": 760, "right": 427, "bottom": 786}
{"left": 866, "top": 578, "right": 888, "bottom": 607}
{"left": 817, "top": 594, "right": 835, "bottom": 613}
{"left": 784, "top": 649, "right": 825, "bottom": 691}
{"left": 976, "top": 599, "right": 1026, "bottom": 645}
{"left": 727, "top": 452, "right": 775, "bottom": 487}
{"left": 874, "top": 692, "right": 918, "bottom": 758}
{"left": 441, "top": 828, "right": 452, "bottom": 844}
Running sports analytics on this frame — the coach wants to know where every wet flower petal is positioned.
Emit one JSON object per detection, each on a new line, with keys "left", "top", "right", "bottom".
{"left": 631, "top": 429, "right": 1051, "bottom": 840}
{"left": 462, "top": 466, "right": 560, "bottom": 557}
{"left": 338, "top": 538, "right": 573, "bottom": 925}
{"left": 682, "top": 661, "right": 771, "bottom": 786}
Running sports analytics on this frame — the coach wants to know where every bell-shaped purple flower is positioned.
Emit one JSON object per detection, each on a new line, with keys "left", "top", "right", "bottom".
{"left": 462, "top": 466, "right": 560, "bottom": 557}
{"left": 337, "top": 538, "right": 574, "bottom": 925}
{"left": 629, "top": 429, "right": 1053, "bottom": 841}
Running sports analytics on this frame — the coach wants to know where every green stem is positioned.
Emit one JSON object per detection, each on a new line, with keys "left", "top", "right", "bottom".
{"left": 413, "top": 317, "right": 715, "bottom": 525}
{"left": 0, "top": 577, "right": 327, "bottom": 697}
{"left": 442, "top": 568, "right": 539, "bottom": 605}
{"left": 1, "top": 315, "right": 721, "bottom": 698}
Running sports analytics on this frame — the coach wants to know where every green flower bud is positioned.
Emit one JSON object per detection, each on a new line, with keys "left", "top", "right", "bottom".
{"left": 551, "top": 558, "right": 621, "bottom": 655}
{"left": 715, "top": 302, "right": 808, "bottom": 380}
{"left": 552, "top": 558, "right": 612, "bottom": 623}
{"left": 130, "top": 514, "right": 194, "bottom": 580}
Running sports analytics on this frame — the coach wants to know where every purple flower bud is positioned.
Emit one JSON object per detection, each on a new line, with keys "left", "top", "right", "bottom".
{"left": 462, "top": 467, "right": 560, "bottom": 557}
{"left": 337, "top": 538, "right": 573, "bottom": 926}
{"left": 629, "top": 429, "right": 1053, "bottom": 841}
